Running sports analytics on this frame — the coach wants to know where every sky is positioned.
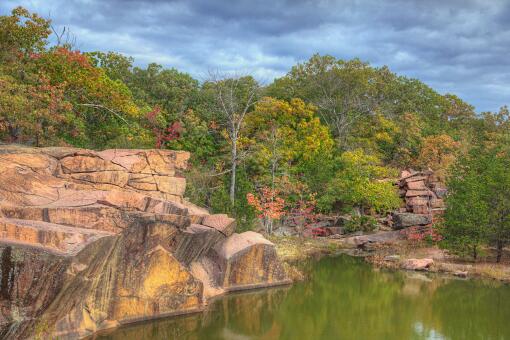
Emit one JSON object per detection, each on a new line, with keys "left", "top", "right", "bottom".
{"left": 2, "top": 0, "right": 509, "bottom": 112}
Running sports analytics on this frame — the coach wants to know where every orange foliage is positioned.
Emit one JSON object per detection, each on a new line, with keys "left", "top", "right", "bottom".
{"left": 417, "top": 134, "right": 460, "bottom": 180}
{"left": 247, "top": 187, "right": 285, "bottom": 220}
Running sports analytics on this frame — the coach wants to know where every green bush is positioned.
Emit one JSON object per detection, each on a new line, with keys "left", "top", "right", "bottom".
{"left": 344, "top": 214, "right": 378, "bottom": 234}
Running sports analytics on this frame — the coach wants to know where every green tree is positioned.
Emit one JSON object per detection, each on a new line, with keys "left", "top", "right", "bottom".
{"left": 0, "top": 7, "right": 50, "bottom": 63}
{"left": 246, "top": 97, "right": 334, "bottom": 189}
{"left": 87, "top": 51, "right": 134, "bottom": 84}
{"left": 268, "top": 55, "right": 386, "bottom": 146}
{"left": 442, "top": 146, "right": 510, "bottom": 262}
{"left": 318, "top": 149, "right": 400, "bottom": 214}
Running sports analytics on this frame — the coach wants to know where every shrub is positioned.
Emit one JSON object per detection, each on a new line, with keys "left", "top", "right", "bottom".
{"left": 344, "top": 214, "right": 378, "bottom": 233}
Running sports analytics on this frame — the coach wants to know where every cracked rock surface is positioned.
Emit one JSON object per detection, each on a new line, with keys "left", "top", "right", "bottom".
{"left": 0, "top": 144, "right": 289, "bottom": 339}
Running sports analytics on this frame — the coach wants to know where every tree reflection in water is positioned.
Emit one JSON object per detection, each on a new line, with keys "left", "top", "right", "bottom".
{"left": 97, "top": 255, "right": 510, "bottom": 340}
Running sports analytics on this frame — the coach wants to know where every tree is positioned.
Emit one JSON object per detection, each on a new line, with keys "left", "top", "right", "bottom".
{"left": 36, "top": 47, "right": 153, "bottom": 148}
{"left": 485, "top": 153, "right": 510, "bottom": 262}
{"left": 269, "top": 55, "right": 385, "bottom": 146}
{"left": 0, "top": 7, "right": 50, "bottom": 63}
{"left": 442, "top": 150, "right": 489, "bottom": 260}
{"left": 204, "top": 74, "right": 260, "bottom": 205}
{"left": 442, "top": 146, "right": 510, "bottom": 262}
{"left": 0, "top": 73, "right": 73, "bottom": 145}
{"left": 318, "top": 149, "right": 400, "bottom": 214}
{"left": 417, "top": 134, "right": 460, "bottom": 181}
{"left": 87, "top": 51, "right": 134, "bottom": 84}
{"left": 246, "top": 97, "right": 333, "bottom": 187}
{"left": 247, "top": 187, "right": 285, "bottom": 234}
{"left": 128, "top": 63, "right": 199, "bottom": 117}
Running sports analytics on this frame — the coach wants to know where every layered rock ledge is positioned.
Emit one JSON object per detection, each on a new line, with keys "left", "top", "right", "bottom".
{"left": 0, "top": 145, "right": 289, "bottom": 339}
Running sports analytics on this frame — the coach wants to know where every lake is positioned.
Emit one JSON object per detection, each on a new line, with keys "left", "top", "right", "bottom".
{"left": 97, "top": 255, "right": 510, "bottom": 340}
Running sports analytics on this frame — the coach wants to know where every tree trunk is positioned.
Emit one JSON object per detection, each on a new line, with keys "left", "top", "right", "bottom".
{"left": 229, "top": 140, "right": 237, "bottom": 206}
{"left": 271, "top": 161, "right": 276, "bottom": 191}
{"left": 8, "top": 125, "right": 19, "bottom": 143}
{"left": 473, "top": 246, "right": 478, "bottom": 261}
{"left": 496, "top": 240, "right": 503, "bottom": 263}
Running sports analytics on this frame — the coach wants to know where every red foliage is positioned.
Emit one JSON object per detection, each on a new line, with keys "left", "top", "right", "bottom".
{"left": 401, "top": 225, "right": 443, "bottom": 244}
{"left": 146, "top": 105, "right": 161, "bottom": 124}
{"left": 54, "top": 47, "right": 91, "bottom": 68}
{"left": 290, "top": 195, "right": 319, "bottom": 225}
{"left": 145, "top": 106, "right": 182, "bottom": 148}
{"left": 153, "top": 122, "right": 181, "bottom": 148}
{"left": 247, "top": 187, "right": 285, "bottom": 220}
{"left": 286, "top": 195, "right": 327, "bottom": 238}
{"left": 311, "top": 227, "right": 328, "bottom": 237}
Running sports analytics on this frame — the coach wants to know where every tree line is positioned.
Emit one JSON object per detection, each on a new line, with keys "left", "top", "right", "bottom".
{"left": 1, "top": 8, "right": 509, "bottom": 260}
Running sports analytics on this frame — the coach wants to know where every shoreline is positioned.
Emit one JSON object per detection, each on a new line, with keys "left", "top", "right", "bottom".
{"left": 87, "top": 233, "right": 507, "bottom": 338}
{"left": 270, "top": 234, "right": 510, "bottom": 284}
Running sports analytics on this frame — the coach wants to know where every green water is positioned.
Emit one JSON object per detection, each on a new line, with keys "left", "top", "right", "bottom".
{"left": 98, "top": 255, "right": 510, "bottom": 340}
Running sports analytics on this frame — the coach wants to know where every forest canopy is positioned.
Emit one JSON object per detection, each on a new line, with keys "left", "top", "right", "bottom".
{"left": 1, "top": 7, "right": 508, "bottom": 233}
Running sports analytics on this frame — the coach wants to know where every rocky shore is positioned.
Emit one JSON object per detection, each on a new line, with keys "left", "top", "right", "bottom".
{"left": 0, "top": 145, "right": 290, "bottom": 339}
{"left": 271, "top": 169, "right": 510, "bottom": 284}
{"left": 271, "top": 233, "right": 510, "bottom": 284}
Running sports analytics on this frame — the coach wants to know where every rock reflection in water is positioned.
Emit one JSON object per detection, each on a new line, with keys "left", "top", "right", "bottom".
{"left": 97, "top": 255, "right": 510, "bottom": 340}
{"left": 95, "top": 287, "right": 288, "bottom": 340}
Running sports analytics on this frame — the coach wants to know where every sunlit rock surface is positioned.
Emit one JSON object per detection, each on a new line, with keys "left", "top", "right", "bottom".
{"left": 0, "top": 144, "right": 289, "bottom": 339}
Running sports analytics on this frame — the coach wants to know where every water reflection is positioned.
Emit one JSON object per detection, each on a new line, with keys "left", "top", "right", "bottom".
{"left": 97, "top": 255, "right": 510, "bottom": 340}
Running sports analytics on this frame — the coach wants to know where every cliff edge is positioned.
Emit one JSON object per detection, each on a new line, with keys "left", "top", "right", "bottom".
{"left": 0, "top": 145, "right": 289, "bottom": 339}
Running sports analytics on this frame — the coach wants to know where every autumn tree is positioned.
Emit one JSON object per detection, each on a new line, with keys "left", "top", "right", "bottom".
{"left": 204, "top": 74, "right": 260, "bottom": 205}
{"left": 247, "top": 188, "right": 285, "bottom": 234}
{"left": 417, "top": 134, "right": 460, "bottom": 181}
{"left": 0, "top": 74, "right": 73, "bottom": 145}
{"left": 0, "top": 8, "right": 73, "bottom": 145}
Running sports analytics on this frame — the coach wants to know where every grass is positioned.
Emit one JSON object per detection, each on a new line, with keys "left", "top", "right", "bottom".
{"left": 268, "top": 235, "right": 347, "bottom": 263}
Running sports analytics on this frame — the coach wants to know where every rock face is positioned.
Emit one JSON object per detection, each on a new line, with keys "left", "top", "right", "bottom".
{"left": 393, "top": 170, "right": 447, "bottom": 229}
{"left": 0, "top": 145, "right": 289, "bottom": 339}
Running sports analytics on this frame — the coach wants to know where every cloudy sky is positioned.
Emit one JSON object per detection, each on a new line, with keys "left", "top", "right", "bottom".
{"left": 2, "top": 0, "right": 509, "bottom": 112}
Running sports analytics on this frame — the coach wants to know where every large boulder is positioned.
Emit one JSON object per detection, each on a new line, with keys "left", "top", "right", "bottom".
{"left": 200, "top": 231, "right": 290, "bottom": 291}
{"left": 392, "top": 213, "right": 432, "bottom": 229}
{"left": 0, "top": 145, "right": 289, "bottom": 339}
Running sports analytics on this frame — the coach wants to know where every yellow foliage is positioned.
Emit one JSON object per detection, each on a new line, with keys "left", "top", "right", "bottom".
{"left": 417, "top": 134, "right": 460, "bottom": 180}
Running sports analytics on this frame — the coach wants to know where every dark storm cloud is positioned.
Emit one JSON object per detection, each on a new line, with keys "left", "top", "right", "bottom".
{"left": 2, "top": 0, "right": 509, "bottom": 111}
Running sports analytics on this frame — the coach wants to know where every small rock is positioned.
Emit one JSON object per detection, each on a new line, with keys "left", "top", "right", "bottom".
{"left": 324, "top": 226, "right": 344, "bottom": 235}
{"left": 273, "top": 226, "right": 298, "bottom": 237}
{"left": 453, "top": 271, "right": 468, "bottom": 278}
{"left": 402, "top": 258, "right": 434, "bottom": 271}
{"left": 384, "top": 255, "right": 401, "bottom": 262}
{"left": 434, "top": 188, "right": 448, "bottom": 198}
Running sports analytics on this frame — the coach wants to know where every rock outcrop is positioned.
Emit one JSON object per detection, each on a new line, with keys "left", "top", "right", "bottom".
{"left": 0, "top": 145, "right": 289, "bottom": 339}
{"left": 392, "top": 170, "right": 447, "bottom": 229}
